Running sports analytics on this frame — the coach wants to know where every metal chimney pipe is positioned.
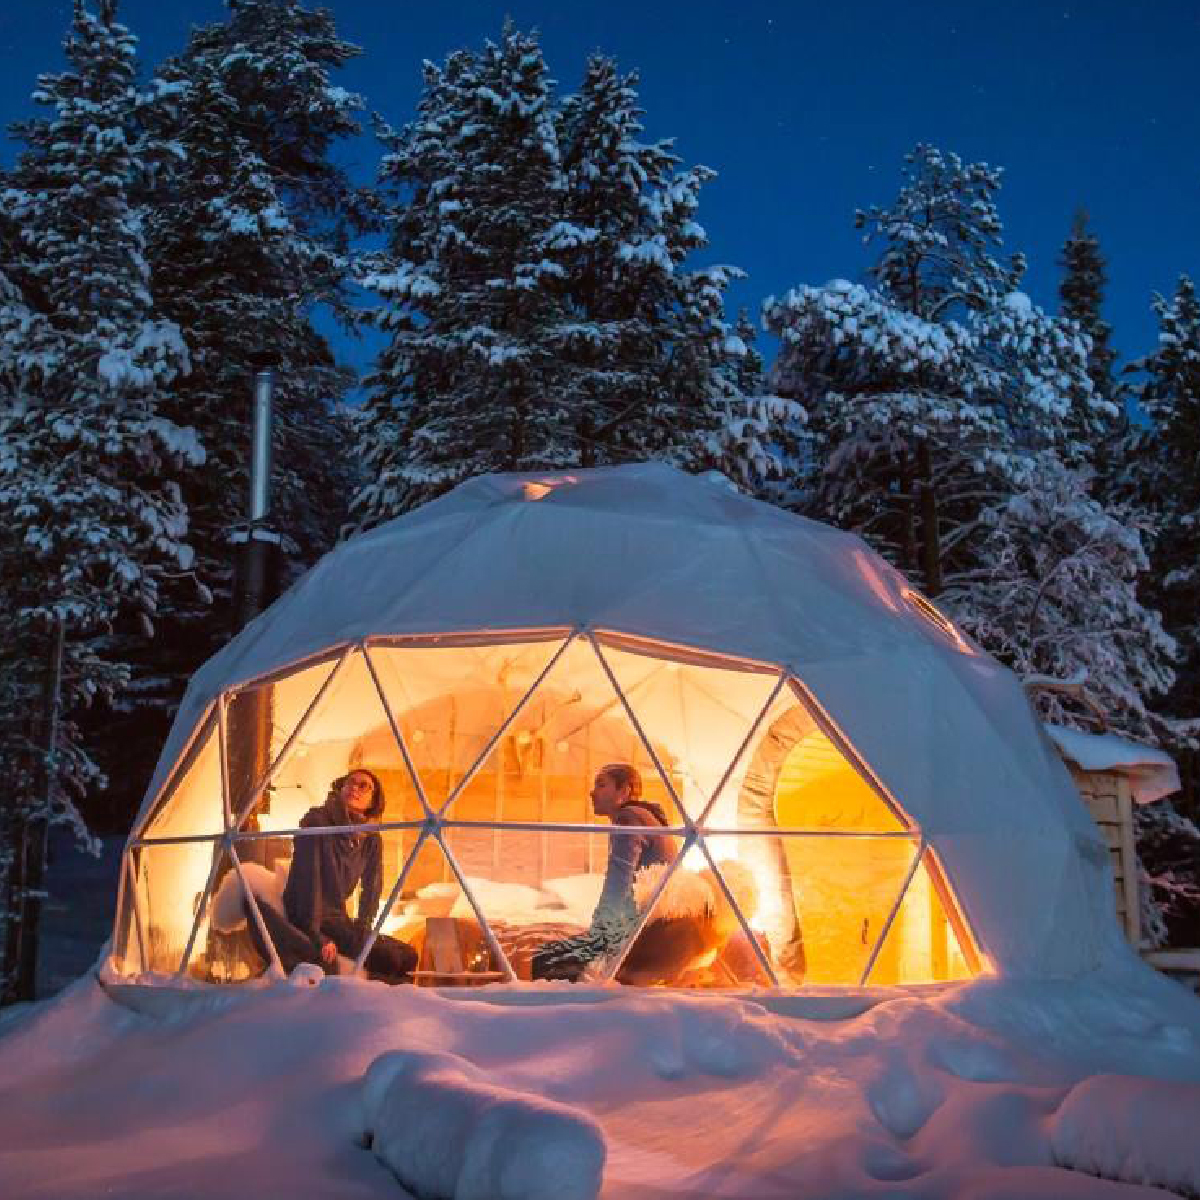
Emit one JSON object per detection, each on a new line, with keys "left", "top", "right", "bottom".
{"left": 230, "top": 370, "right": 284, "bottom": 848}
{"left": 231, "top": 369, "right": 282, "bottom": 636}
{"left": 250, "top": 370, "right": 273, "bottom": 522}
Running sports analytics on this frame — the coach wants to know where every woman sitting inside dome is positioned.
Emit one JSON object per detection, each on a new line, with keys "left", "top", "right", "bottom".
{"left": 249, "top": 770, "right": 417, "bottom": 984}
{"left": 531, "top": 763, "right": 677, "bottom": 981}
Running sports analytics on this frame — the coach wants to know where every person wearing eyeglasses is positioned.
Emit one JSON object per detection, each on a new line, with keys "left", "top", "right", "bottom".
{"left": 250, "top": 769, "right": 417, "bottom": 983}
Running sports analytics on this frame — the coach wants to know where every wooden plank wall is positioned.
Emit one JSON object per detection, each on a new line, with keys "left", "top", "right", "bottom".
{"left": 1069, "top": 767, "right": 1141, "bottom": 946}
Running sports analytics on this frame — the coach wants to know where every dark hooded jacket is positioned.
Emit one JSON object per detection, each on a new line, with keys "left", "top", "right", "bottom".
{"left": 282, "top": 794, "right": 382, "bottom": 953}
{"left": 593, "top": 799, "right": 676, "bottom": 924}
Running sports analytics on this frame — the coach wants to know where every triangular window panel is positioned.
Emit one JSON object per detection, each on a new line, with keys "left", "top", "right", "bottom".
{"left": 111, "top": 851, "right": 145, "bottom": 977}
{"left": 704, "top": 685, "right": 816, "bottom": 830}
{"left": 176, "top": 843, "right": 264, "bottom": 984}
{"left": 866, "top": 851, "right": 978, "bottom": 985}
{"left": 141, "top": 712, "right": 225, "bottom": 841}
{"left": 771, "top": 717, "right": 906, "bottom": 833}
{"left": 622, "top": 839, "right": 775, "bottom": 988}
{"left": 594, "top": 635, "right": 786, "bottom": 824}
{"left": 436, "top": 636, "right": 688, "bottom": 826}
{"left": 369, "top": 636, "right": 567, "bottom": 819}
{"left": 377, "top": 833, "right": 512, "bottom": 985}
{"left": 238, "top": 649, "right": 417, "bottom": 833}
{"left": 525, "top": 827, "right": 691, "bottom": 986}
{"left": 775, "top": 833, "right": 920, "bottom": 985}
{"left": 224, "top": 653, "right": 340, "bottom": 823}
{"left": 128, "top": 837, "right": 224, "bottom": 975}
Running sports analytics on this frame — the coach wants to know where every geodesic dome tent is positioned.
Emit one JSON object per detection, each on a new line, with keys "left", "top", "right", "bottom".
{"left": 108, "top": 463, "right": 1127, "bottom": 991}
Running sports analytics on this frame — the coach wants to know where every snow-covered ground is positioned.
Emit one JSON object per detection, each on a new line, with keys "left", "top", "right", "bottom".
{"left": 3, "top": 959, "right": 1200, "bottom": 1199}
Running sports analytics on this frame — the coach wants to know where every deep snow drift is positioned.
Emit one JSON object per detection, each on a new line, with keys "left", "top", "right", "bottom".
{"left": 2, "top": 962, "right": 1200, "bottom": 1199}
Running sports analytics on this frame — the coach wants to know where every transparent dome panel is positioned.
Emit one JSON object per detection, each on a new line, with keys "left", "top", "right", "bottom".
{"left": 771, "top": 833, "right": 920, "bottom": 985}
{"left": 428, "top": 637, "right": 687, "bottom": 826}
{"left": 128, "top": 838, "right": 223, "bottom": 975}
{"left": 379, "top": 834, "right": 512, "bottom": 985}
{"left": 224, "top": 653, "right": 340, "bottom": 821}
{"left": 594, "top": 635, "right": 787, "bottom": 824}
{"left": 239, "top": 649, "right": 418, "bottom": 834}
{"left": 772, "top": 721, "right": 906, "bottom": 833}
{"left": 369, "top": 636, "right": 569, "bottom": 817}
{"left": 140, "top": 712, "right": 225, "bottom": 840}
{"left": 618, "top": 840, "right": 774, "bottom": 988}
{"left": 865, "top": 850, "right": 979, "bottom": 985}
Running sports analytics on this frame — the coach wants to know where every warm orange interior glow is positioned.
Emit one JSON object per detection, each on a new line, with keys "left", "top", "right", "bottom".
{"left": 120, "top": 636, "right": 979, "bottom": 990}
{"left": 774, "top": 732, "right": 976, "bottom": 984}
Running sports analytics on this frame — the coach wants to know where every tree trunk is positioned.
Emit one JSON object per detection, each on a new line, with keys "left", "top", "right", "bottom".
{"left": 579, "top": 407, "right": 594, "bottom": 468}
{"left": 916, "top": 441, "right": 943, "bottom": 596}
{"left": 508, "top": 386, "right": 525, "bottom": 469}
{"left": 14, "top": 620, "right": 65, "bottom": 1001}
{"left": 0, "top": 812, "right": 28, "bottom": 1002}
{"left": 1, "top": 620, "right": 64, "bottom": 1005}
{"left": 898, "top": 448, "right": 917, "bottom": 574}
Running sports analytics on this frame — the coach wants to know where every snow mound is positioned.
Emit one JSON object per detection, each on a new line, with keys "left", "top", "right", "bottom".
{"left": 1051, "top": 1072, "right": 1200, "bottom": 1195}
{"left": 361, "top": 1048, "right": 606, "bottom": 1200}
{"left": 5, "top": 969, "right": 1200, "bottom": 1198}
{"left": 645, "top": 994, "right": 794, "bottom": 1080}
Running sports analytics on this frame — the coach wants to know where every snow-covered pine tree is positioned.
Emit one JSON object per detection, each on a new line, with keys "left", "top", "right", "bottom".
{"left": 704, "top": 310, "right": 802, "bottom": 490}
{"left": 0, "top": 0, "right": 201, "bottom": 996}
{"left": 356, "top": 24, "right": 573, "bottom": 523}
{"left": 356, "top": 33, "right": 761, "bottom": 527}
{"left": 1138, "top": 275, "right": 1200, "bottom": 667}
{"left": 150, "top": 0, "right": 365, "bottom": 568}
{"left": 86, "top": 0, "right": 364, "bottom": 827}
{"left": 945, "top": 453, "right": 1176, "bottom": 738}
{"left": 554, "top": 55, "right": 755, "bottom": 470}
{"left": 1059, "top": 209, "right": 1120, "bottom": 415}
{"left": 1111, "top": 277, "right": 1200, "bottom": 946}
{"left": 765, "top": 144, "right": 1104, "bottom": 596}
{"left": 1136, "top": 278, "right": 1200, "bottom": 782}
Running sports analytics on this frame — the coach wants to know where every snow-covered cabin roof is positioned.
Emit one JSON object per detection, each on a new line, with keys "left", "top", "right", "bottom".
{"left": 1044, "top": 724, "right": 1181, "bottom": 805}
{"left": 138, "top": 463, "right": 1133, "bottom": 979}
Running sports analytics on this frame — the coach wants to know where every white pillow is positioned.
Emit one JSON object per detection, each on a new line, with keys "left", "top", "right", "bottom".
{"left": 540, "top": 874, "right": 605, "bottom": 923}
{"left": 209, "top": 862, "right": 285, "bottom": 934}
{"left": 448, "top": 876, "right": 562, "bottom": 925}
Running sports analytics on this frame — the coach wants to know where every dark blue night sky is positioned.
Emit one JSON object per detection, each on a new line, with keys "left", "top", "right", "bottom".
{"left": 3, "top": 0, "right": 1197, "bottom": 377}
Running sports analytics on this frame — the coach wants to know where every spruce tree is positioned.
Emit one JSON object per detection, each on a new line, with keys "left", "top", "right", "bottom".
{"left": 766, "top": 144, "right": 1101, "bottom": 596}
{"left": 356, "top": 30, "right": 757, "bottom": 528}
{"left": 0, "top": 0, "right": 199, "bottom": 992}
{"left": 555, "top": 54, "right": 749, "bottom": 469}
{"left": 1058, "top": 209, "right": 1120, "bottom": 412}
{"left": 951, "top": 453, "right": 1176, "bottom": 739}
{"left": 86, "top": 0, "right": 364, "bottom": 826}
{"left": 356, "top": 25, "right": 572, "bottom": 522}
{"left": 150, "top": 0, "right": 364, "bottom": 585}
{"left": 1137, "top": 277, "right": 1200, "bottom": 798}
{"left": 1112, "top": 277, "right": 1200, "bottom": 947}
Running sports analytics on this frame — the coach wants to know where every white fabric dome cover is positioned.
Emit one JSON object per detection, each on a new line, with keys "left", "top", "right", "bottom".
{"left": 135, "top": 463, "right": 1127, "bottom": 980}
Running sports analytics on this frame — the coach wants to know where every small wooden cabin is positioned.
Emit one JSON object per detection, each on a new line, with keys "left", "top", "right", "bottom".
{"left": 1045, "top": 724, "right": 1181, "bottom": 951}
